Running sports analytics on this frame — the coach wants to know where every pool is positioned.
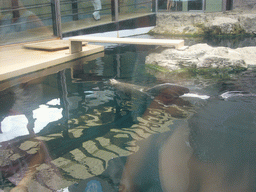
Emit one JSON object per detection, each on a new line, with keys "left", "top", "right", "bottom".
{"left": 0, "top": 43, "right": 256, "bottom": 191}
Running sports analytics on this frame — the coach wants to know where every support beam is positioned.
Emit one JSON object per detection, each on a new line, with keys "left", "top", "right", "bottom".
{"left": 69, "top": 41, "right": 83, "bottom": 54}
{"left": 51, "top": 0, "right": 62, "bottom": 38}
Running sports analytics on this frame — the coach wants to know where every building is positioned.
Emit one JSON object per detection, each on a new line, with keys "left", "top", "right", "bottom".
{"left": 159, "top": 0, "right": 256, "bottom": 12}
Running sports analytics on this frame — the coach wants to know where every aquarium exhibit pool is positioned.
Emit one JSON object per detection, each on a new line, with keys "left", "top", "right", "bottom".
{"left": 0, "top": 42, "right": 256, "bottom": 192}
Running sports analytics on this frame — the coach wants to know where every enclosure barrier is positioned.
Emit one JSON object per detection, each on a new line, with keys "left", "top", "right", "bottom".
{"left": 0, "top": 0, "right": 153, "bottom": 44}
{"left": 0, "top": 0, "right": 228, "bottom": 45}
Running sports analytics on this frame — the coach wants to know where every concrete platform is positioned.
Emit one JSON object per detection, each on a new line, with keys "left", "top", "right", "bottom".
{"left": 0, "top": 39, "right": 104, "bottom": 83}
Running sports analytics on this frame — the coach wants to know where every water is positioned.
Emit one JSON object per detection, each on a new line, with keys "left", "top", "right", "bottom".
{"left": 0, "top": 43, "right": 256, "bottom": 191}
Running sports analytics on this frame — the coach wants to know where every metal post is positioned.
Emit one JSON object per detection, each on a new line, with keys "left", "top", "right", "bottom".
{"left": 51, "top": 0, "right": 62, "bottom": 38}
{"left": 114, "top": 0, "right": 119, "bottom": 22}
{"left": 71, "top": 0, "right": 79, "bottom": 20}
{"left": 202, "top": 0, "right": 205, "bottom": 11}
{"left": 155, "top": 0, "right": 158, "bottom": 13}
{"left": 114, "top": 0, "right": 119, "bottom": 37}
{"left": 111, "top": 0, "right": 119, "bottom": 21}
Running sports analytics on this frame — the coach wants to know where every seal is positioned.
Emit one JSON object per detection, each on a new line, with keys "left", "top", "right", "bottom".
{"left": 109, "top": 79, "right": 191, "bottom": 119}
{"left": 109, "top": 79, "right": 189, "bottom": 103}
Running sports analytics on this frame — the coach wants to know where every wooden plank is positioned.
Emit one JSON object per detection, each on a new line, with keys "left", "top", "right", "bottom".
{"left": 23, "top": 40, "right": 87, "bottom": 51}
{"left": 69, "top": 36, "right": 184, "bottom": 53}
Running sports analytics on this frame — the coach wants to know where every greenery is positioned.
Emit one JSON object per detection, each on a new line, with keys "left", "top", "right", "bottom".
{"left": 145, "top": 64, "right": 171, "bottom": 73}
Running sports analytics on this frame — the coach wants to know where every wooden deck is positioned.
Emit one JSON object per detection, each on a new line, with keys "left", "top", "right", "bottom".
{"left": 0, "top": 35, "right": 184, "bottom": 84}
{"left": 0, "top": 39, "right": 104, "bottom": 83}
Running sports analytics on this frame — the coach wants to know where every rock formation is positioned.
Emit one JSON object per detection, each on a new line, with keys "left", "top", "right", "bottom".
{"left": 145, "top": 44, "right": 256, "bottom": 71}
{"left": 150, "top": 11, "right": 256, "bottom": 36}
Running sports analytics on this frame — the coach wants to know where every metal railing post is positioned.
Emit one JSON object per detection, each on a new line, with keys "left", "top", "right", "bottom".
{"left": 202, "top": 0, "right": 205, "bottom": 12}
{"left": 155, "top": 0, "right": 158, "bottom": 13}
{"left": 51, "top": 0, "right": 62, "bottom": 38}
{"left": 71, "top": 0, "right": 79, "bottom": 20}
{"left": 114, "top": 0, "right": 119, "bottom": 22}
{"left": 114, "top": 0, "right": 119, "bottom": 37}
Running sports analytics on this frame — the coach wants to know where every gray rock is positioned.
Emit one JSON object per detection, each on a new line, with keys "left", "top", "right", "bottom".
{"left": 151, "top": 11, "right": 256, "bottom": 36}
{"left": 204, "top": 17, "right": 240, "bottom": 35}
{"left": 239, "top": 14, "right": 256, "bottom": 34}
{"left": 235, "top": 46, "right": 256, "bottom": 66}
{"left": 145, "top": 44, "right": 253, "bottom": 71}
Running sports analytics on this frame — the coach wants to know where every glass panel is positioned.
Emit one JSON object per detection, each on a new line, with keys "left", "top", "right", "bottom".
{"left": 188, "top": 0, "right": 203, "bottom": 10}
{"left": 1, "top": 40, "right": 256, "bottom": 191}
{"left": 60, "top": 0, "right": 153, "bottom": 35}
{"left": 0, "top": 0, "right": 54, "bottom": 45}
{"left": 157, "top": 0, "right": 203, "bottom": 12}
{"left": 119, "top": 0, "right": 152, "bottom": 19}
{"left": 1, "top": 1, "right": 256, "bottom": 191}
{"left": 60, "top": 0, "right": 113, "bottom": 34}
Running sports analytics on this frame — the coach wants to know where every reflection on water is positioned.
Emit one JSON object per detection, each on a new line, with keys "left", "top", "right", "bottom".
{"left": 0, "top": 45, "right": 255, "bottom": 191}
{"left": 0, "top": 82, "right": 62, "bottom": 142}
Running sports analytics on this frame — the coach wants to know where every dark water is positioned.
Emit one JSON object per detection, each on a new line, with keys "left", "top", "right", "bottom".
{"left": 0, "top": 43, "right": 256, "bottom": 191}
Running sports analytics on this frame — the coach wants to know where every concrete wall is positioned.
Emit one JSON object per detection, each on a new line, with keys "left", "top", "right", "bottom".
{"left": 233, "top": 0, "right": 256, "bottom": 9}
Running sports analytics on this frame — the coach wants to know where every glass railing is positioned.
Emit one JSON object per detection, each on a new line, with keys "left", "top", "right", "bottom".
{"left": 0, "top": 0, "right": 155, "bottom": 45}
{"left": 59, "top": 0, "right": 113, "bottom": 34}
{"left": 0, "top": 0, "right": 226, "bottom": 45}
{"left": 0, "top": 0, "right": 54, "bottom": 45}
